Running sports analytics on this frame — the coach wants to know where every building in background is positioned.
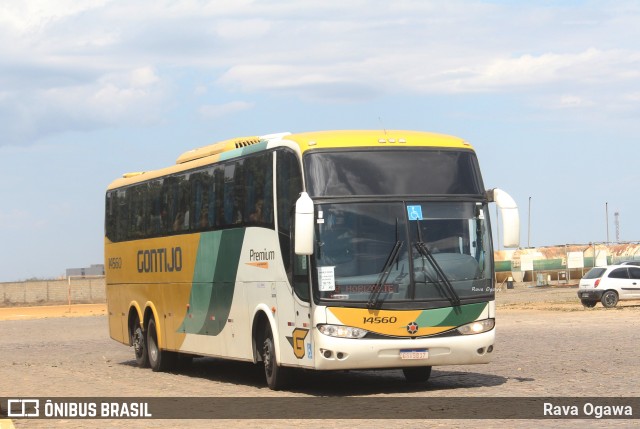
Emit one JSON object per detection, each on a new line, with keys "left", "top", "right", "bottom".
{"left": 495, "top": 242, "right": 640, "bottom": 285}
{"left": 66, "top": 264, "right": 105, "bottom": 278}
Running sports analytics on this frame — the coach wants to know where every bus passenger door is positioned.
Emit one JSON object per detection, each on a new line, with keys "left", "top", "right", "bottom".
{"left": 291, "top": 254, "right": 313, "bottom": 368}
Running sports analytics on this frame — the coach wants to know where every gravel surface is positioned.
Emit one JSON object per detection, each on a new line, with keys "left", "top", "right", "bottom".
{"left": 2, "top": 286, "right": 639, "bottom": 428}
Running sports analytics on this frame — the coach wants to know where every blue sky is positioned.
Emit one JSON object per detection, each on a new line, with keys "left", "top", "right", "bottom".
{"left": 1, "top": 0, "right": 639, "bottom": 281}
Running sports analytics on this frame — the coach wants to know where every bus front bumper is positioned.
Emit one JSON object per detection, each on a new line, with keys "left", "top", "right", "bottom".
{"left": 313, "top": 329, "right": 495, "bottom": 370}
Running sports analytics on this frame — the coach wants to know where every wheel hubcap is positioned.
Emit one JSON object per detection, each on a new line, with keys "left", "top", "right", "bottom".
{"left": 134, "top": 330, "right": 143, "bottom": 355}
{"left": 264, "top": 343, "right": 272, "bottom": 375}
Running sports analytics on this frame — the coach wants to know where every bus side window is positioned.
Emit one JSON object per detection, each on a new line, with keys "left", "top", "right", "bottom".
{"left": 105, "top": 191, "right": 116, "bottom": 241}
{"left": 244, "top": 152, "right": 274, "bottom": 227}
{"left": 149, "top": 179, "right": 163, "bottom": 235}
{"left": 115, "top": 188, "right": 128, "bottom": 241}
{"left": 223, "top": 163, "right": 236, "bottom": 224}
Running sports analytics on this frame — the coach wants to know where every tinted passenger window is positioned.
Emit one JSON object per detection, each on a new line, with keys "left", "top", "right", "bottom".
{"left": 583, "top": 267, "right": 606, "bottom": 279}
{"left": 105, "top": 151, "right": 275, "bottom": 242}
{"left": 608, "top": 268, "right": 629, "bottom": 279}
{"left": 629, "top": 267, "right": 640, "bottom": 280}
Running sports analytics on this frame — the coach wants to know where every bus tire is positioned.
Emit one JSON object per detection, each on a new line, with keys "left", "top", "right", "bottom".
{"left": 601, "top": 290, "right": 618, "bottom": 308}
{"left": 262, "top": 324, "right": 289, "bottom": 390}
{"left": 402, "top": 366, "right": 432, "bottom": 383}
{"left": 147, "top": 317, "right": 175, "bottom": 372}
{"left": 132, "top": 316, "right": 149, "bottom": 368}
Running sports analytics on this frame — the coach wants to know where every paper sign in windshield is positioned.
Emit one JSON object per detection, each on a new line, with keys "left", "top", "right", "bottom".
{"left": 317, "top": 266, "right": 336, "bottom": 291}
{"left": 407, "top": 205, "right": 423, "bottom": 220}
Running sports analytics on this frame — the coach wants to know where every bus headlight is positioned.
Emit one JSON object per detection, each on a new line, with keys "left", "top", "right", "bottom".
{"left": 456, "top": 318, "right": 495, "bottom": 335}
{"left": 318, "top": 324, "right": 368, "bottom": 339}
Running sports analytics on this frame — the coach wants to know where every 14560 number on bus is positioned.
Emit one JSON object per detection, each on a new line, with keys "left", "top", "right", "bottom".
{"left": 363, "top": 316, "right": 397, "bottom": 324}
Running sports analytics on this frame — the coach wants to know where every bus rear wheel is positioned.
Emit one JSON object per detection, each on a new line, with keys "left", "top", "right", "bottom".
{"left": 262, "top": 325, "right": 289, "bottom": 390}
{"left": 147, "top": 318, "right": 175, "bottom": 372}
{"left": 402, "top": 366, "right": 432, "bottom": 383}
{"left": 132, "top": 316, "right": 149, "bottom": 368}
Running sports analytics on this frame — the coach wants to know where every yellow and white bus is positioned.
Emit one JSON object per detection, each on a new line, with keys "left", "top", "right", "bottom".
{"left": 105, "top": 130, "right": 519, "bottom": 389}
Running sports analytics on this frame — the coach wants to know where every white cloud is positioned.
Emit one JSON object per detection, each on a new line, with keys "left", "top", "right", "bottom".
{"left": 0, "top": 0, "right": 109, "bottom": 34}
{"left": 0, "top": 66, "right": 166, "bottom": 145}
{"left": 199, "top": 101, "right": 255, "bottom": 118}
{"left": 2, "top": 0, "right": 640, "bottom": 145}
{"left": 550, "top": 95, "right": 596, "bottom": 109}
{"left": 214, "top": 18, "right": 272, "bottom": 40}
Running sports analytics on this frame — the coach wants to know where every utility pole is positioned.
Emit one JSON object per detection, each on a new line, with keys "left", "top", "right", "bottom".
{"left": 606, "top": 202, "right": 609, "bottom": 244}
{"left": 615, "top": 212, "right": 620, "bottom": 243}
{"left": 528, "top": 196, "right": 531, "bottom": 248}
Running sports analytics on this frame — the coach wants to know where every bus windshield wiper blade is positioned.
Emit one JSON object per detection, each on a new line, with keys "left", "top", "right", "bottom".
{"left": 414, "top": 241, "right": 461, "bottom": 306}
{"left": 367, "top": 240, "right": 403, "bottom": 309}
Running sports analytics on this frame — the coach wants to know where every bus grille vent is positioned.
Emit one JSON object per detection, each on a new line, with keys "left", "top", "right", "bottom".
{"left": 234, "top": 138, "right": 261, "bottom": 148}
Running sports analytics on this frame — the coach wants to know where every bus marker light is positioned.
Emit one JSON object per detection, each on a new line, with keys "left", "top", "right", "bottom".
{"left": 271, "top": 306, "right": 276, "bottom": 313}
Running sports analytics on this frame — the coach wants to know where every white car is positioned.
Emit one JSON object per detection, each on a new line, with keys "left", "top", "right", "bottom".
{"left": 578, "top": 265, "right": 640, "bottom": 308}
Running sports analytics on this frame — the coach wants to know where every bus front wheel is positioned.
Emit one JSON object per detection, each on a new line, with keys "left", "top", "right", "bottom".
{"left": 262, "top": 325, "right": 289, "bottom": 390}
{"left": 402, "top": 366, "right": 432, "bottom": 383}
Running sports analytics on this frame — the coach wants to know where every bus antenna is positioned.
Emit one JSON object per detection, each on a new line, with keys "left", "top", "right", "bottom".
{"left": 378, "top": 117, "right": 387, "bottom": 136}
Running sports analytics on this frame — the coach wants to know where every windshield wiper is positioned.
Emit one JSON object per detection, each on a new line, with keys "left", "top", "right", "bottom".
{"left": 367, "top": 240, "right": 403, "bottom": 309}
{"left": 414, "top": 222, "right": 461, "bottom": 307}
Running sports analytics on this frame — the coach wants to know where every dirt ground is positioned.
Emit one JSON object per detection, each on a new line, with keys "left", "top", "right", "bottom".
{"left": 0, "top": 304, "right": 106, "bottom": 321}
{"left": 2, "top": 286, "right": 639, "bottom": 428}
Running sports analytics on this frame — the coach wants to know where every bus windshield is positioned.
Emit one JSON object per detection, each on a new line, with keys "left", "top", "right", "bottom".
{"left": 304, "top": 149, "right": 483, "bottom": 197}
{"left": 312, "top": 201, "right": 494, "bottom": 306}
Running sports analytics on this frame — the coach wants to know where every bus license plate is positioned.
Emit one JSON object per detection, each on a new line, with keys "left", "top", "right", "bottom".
{"left": 582, "top": 293, "right": 589, "bottom": 298}
{"left": 400, "top": 349, "right": 428, "bottom": 360}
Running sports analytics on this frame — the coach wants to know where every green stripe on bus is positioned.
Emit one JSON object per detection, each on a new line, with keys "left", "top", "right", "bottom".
{"left": 219, "top": 141, "right": 269, "bottom": 161}
{"left": 414, "top": 302, "right": 486, "bottom": 327}
{"left": 179, "top": 229, "right": 245, "bottom": 336}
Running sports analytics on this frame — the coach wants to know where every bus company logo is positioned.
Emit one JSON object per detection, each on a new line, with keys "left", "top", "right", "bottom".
{"left": 406, "top": 322, "right": 419, "bottom": 335}
{"left": 136, "top": 247, "right": 182, "bottom": 273}
{"left": 7, "top": 399, "right": 40, "bottom": 417}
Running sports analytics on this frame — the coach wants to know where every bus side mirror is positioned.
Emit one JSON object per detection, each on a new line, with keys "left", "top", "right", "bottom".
{"left": 294, "top": 192, "right": 314, "bottom": 255}
{"left": 487, "top": 188, "right": 520, "bottom": 248}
